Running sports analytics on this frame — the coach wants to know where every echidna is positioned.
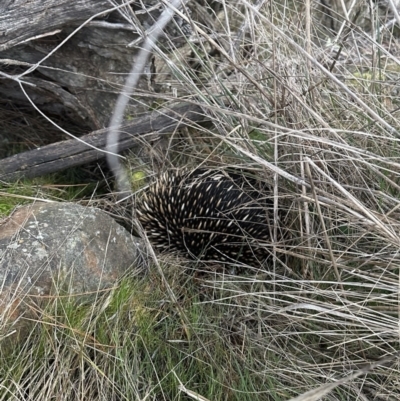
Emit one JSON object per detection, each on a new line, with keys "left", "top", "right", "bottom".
{"left": 136, "top": 169, "right": 275, "bottom": 265}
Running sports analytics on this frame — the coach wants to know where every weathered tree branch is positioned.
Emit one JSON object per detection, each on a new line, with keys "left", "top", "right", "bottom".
{"left": 0, "top": 0, "right": 118, "bottom": 51}
{"left": 0, "top": 0, "right": 193, "bottom": 130}
{"left": 0, "top": 103, "right": 208, "bottom": 181}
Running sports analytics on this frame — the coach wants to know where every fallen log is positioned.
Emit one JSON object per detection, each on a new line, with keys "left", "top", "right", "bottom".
{"left": 0, "top": 102, "right": 207, "bottom": 181}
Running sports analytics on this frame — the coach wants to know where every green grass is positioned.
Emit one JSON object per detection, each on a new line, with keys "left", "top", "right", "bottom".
{"left": 0, "top": 173, "right": 99, "bottom": 217}
{"left": 0, "top": 272, "right": 302, "bottom": 400}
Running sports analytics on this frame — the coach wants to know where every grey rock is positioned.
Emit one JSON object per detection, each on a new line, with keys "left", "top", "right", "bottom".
{"left": 0, "top": 202, "right": 147, "bottom": 344}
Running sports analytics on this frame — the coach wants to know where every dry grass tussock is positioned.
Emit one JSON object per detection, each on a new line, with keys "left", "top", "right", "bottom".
{"left": 2, "top": 0, "right": 400, "bottom": 400}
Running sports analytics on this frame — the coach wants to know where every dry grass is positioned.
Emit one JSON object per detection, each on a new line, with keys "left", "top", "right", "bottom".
{"left": 2, "top": 0, "right": 400, "bottom": 400}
